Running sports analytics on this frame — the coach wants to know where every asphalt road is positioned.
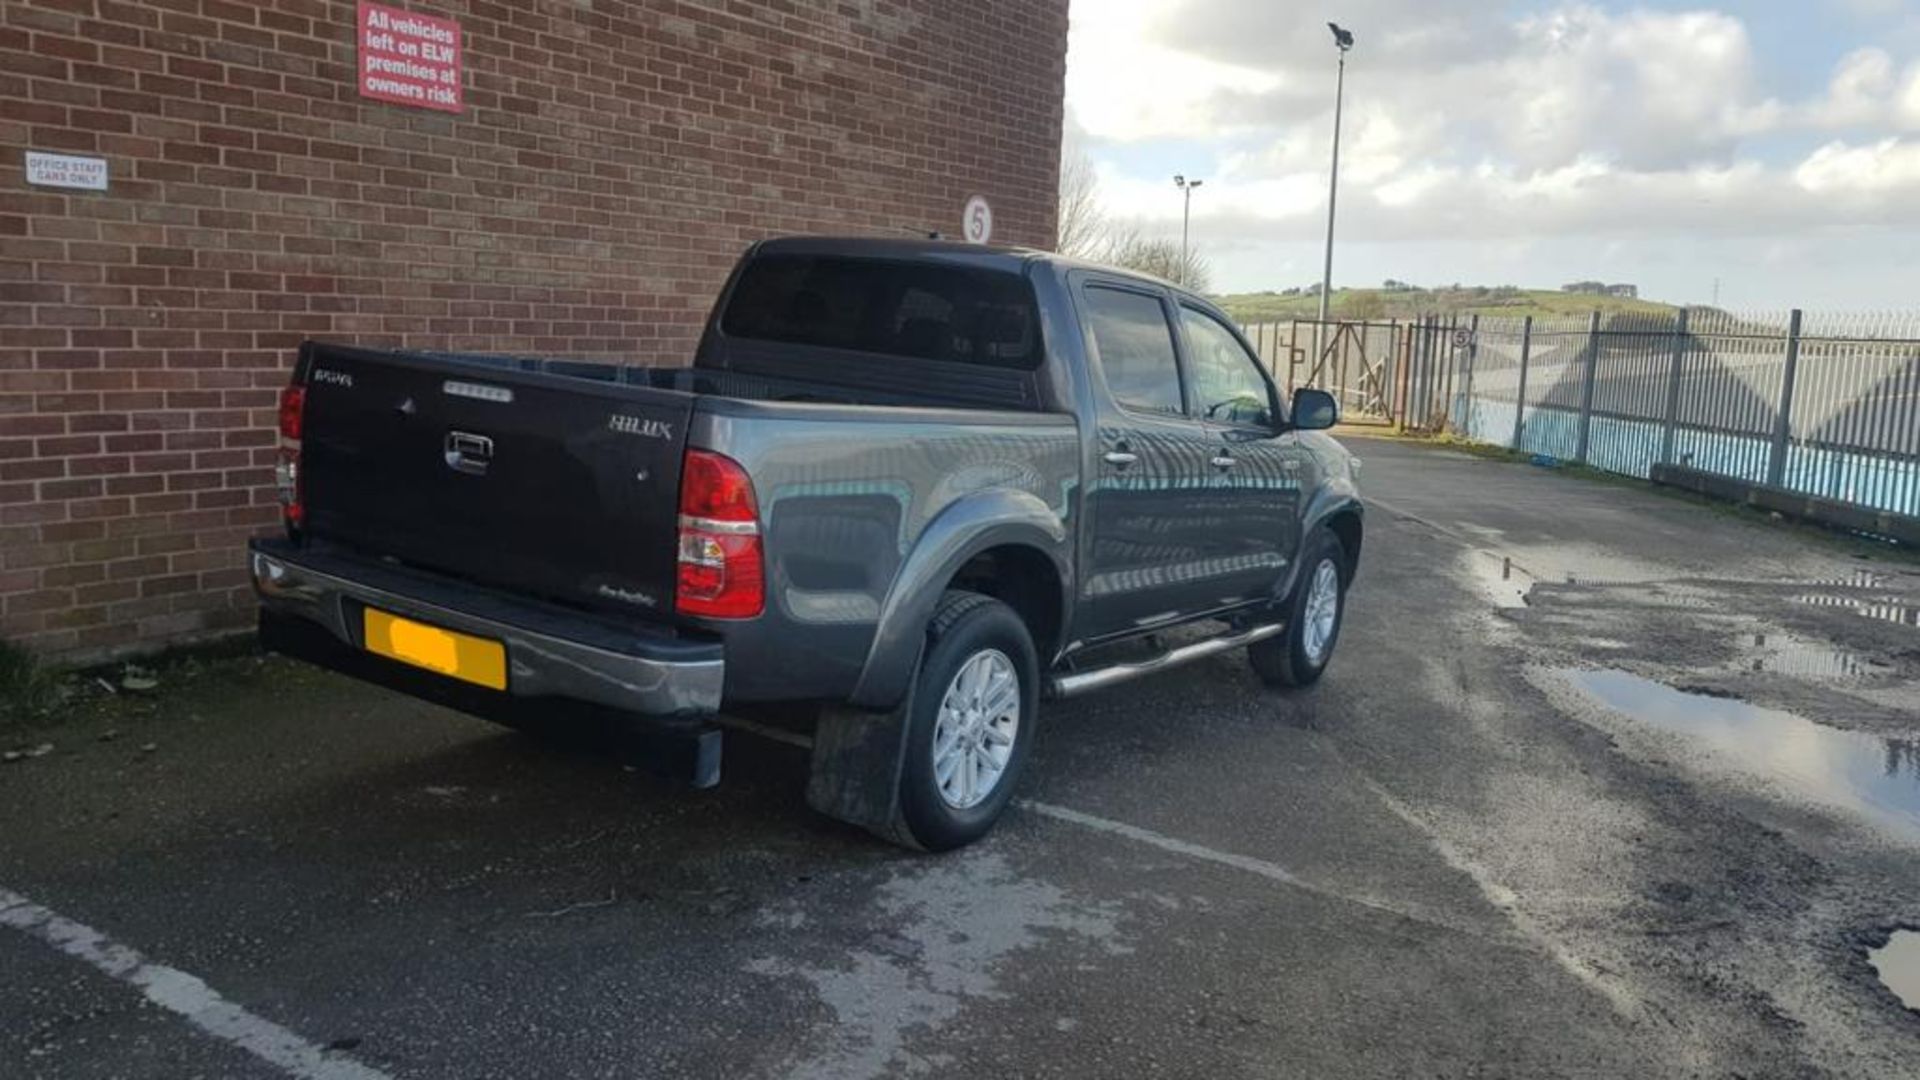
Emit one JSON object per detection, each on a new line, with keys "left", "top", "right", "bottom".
{"left": 4, "top": 435, "right": 1919, "bottom": 1079}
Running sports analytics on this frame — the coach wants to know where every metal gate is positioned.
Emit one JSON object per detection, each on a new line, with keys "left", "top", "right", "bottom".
{"left": 1396, "top": 315, "right": 1474, "bottom": 434}
{"left": 1237, "top": 318, "right": 1401, "bottom": 422}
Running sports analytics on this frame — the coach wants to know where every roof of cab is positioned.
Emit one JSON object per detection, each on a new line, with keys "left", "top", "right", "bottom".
{"left": 745, "top": 235, "right": 1189, "bottom": 297}
{"left": 750, "top": 234, "right": 1042, "bottom": 271}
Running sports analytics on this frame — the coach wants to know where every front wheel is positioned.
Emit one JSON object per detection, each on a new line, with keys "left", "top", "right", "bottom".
{"left": 896, "top": 591, "right": 1039, "bottom": 851}
{"left": 1248, "top": 530, "right": 1348, "bottom": 689}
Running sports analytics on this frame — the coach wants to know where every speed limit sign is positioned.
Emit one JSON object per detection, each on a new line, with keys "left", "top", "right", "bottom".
{"left": 962, "top": 195, "right": 993, "bottom": 244}
{"left": 1452, "top": 326, "right": 1475, "bottom": 350}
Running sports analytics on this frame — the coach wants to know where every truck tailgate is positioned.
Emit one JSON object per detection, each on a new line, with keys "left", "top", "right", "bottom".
{"left": 297, "top": 343, "right": 693, "bottom": 620}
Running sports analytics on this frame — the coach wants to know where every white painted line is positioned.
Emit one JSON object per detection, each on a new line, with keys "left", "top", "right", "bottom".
{"left": 1334, "top": 769, "right": 1643, "bottom": 1019}
{"left": 1020, "top": 800, "right": 1305, "bottom": 885}
{"left": 0, "top": 887, "right": 395, "bottom": 1080}
{"left": 1016, "top": 800, "right": 1503, "bottom": 942}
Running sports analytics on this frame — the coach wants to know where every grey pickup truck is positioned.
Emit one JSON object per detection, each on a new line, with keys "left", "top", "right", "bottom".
{"left": 251, "top": 237, "right": 1363, "bottom": 850}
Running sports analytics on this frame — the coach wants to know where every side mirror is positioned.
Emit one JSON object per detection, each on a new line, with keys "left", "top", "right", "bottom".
{"left": 1290, "top": 388, "right": 1339, "bottom": 431}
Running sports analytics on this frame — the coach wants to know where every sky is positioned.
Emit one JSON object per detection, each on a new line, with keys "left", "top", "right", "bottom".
{"left": 1063, "top": 0, "right": 1920, "bottom": 307}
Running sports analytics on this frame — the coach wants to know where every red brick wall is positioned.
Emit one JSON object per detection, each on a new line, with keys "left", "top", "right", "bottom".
{"left": 0, "top": 0, "right": 1068, "bottom": 660}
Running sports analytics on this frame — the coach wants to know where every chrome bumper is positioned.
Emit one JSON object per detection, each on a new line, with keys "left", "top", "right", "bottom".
{"left": 249, "top": 545, "right": 723, "bottom": 717}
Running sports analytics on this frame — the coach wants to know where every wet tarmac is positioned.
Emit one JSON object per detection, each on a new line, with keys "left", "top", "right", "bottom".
{"left": 5, "top": 435, "right": 1918, "bottom": 1079}
{"left": 1464, "top": 551, "right": 1535, "bottom": 609}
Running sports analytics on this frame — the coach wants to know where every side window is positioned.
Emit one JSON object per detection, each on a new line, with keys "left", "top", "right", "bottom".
{"left": 1180, "top": 307, "right": 1273, "bottom": 427}
{"left": 1083, "top": 286, "right": 1183, "bottom": 416}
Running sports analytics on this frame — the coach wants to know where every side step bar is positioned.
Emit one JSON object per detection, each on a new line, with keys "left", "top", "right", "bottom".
{"left": 1045, "top": 622, "right": 1285, "bottom": 699}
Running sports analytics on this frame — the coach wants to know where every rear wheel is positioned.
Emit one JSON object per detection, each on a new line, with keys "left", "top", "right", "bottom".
{"left": 896, "top": 591, "right": 1038, "bottom": 851}
{"left": 1248, "top": 528, "right": 1348, "bottom": 689}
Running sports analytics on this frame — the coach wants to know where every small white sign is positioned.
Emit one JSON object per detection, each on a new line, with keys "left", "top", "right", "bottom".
{"left": 1452, "top": 326, "right": 1475, "bottom": 350}
{"left": 25, "top": 151, "right": 108, "bottom": 191}
{"left": 962, "top": 195, "right": 993, "bottom": 244}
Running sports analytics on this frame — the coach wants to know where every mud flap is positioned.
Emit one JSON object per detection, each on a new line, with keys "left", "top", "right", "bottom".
{"left": 804, "top": 670, "right": 924, "bottom": 850}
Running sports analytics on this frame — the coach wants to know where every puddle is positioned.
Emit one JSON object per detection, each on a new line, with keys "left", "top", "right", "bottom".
{"left": 1565, "top": 670, "right": 1920, "bottom": 835}
{"left": 1466, "top": 552, "right": 1535, "bottom": 609}
{"left": 1792, "top": 593, "right": 1920, "bottom": 630}
{"left": 1870, "top": 931, "right": 1920, "bottom": 1012}
{"left": 1740, "top": 632, "right": 1891, "bottom": 682}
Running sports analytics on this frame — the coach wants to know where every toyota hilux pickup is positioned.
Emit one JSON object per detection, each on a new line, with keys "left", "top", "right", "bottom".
{"left": 252, "top": 237, "right": 1363, "bottom": 850}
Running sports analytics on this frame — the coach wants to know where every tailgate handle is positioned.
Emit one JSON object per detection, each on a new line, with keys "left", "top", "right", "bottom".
{"left": 444, "top": 431, "right": 493, "bottom": 475}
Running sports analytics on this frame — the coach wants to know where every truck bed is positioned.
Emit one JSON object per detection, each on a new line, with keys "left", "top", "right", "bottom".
{"left": 291, "top": 341, "right": 1064, "bottom": 631}
{"left": 391, "top": 339, "right": 1048, "bottom": 414}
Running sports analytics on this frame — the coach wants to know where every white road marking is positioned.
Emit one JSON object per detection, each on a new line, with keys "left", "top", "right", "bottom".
{"left": 730, "top": 699, "right": 1621, "bottom": 1001}
{"left": 1336, "top": 768, "right": 1644, "bottom": 1020}
{"left": 1016, "top": 800, "right": 1504, "bottom": 942}
{"left": 1023, "top": 795, "right": 1639, "bottom": 1018}
{"left": 1020, "top": 800, "right": 1306, "bottom": 885}
{"left": 0, "top": 887, "right": 394, "bottom": 1080}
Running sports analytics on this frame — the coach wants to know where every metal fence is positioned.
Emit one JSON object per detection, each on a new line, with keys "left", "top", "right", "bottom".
{"left": 1301, "top": 310, "right": 1920, "bottom": 520}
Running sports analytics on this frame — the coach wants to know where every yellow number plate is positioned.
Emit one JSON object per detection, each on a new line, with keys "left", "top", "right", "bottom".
{"left": 363, "top": 608, "right": 507, "bottom": 690}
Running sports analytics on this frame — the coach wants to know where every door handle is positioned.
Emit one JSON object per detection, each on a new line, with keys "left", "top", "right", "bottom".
{"left": 1210, "top": 454, "right": 1237, "bottom": 470}
{"left": 1102, "top": 450, "right": 1138, "bottom": 468}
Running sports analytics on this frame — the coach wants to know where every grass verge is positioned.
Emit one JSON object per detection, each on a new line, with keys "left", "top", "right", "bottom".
{"left": 1, "top": 632, "right": 275, "bottom": 742}
{"left": 0, "top": 640, "right": 74, "bottom": 733}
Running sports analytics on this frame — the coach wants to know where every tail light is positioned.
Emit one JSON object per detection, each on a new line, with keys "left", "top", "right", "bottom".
{"left": 275, "top": 384, "right": 305, "bottom": 529}
{"left": 676, "top": 449, "right": 763, "bottom": 618}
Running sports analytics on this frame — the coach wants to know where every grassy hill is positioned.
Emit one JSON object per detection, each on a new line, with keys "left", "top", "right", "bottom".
{"left": 1214, "top": 287, "right": 1677, "bottom": 324}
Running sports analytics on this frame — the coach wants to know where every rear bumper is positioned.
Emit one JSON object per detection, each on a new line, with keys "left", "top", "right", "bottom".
{"left": 248, "top": 539, "right": 723, "bottom": 717}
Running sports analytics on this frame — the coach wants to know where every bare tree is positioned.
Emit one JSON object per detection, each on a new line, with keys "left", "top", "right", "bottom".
{"left": 1105, "top": 226, "right": 1213, "bottom": 293}
{"left": 1056, "top": 143, "right": 1107, "bottom": 259}
{"left": 1053, "top": 143, "right": 1213, "bottom": 289}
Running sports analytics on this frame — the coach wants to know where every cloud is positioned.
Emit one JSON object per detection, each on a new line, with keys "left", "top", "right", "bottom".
{"left": 1813, "top": 47, "right": 1899, "bottom": 126}
{"left": 1789, "top": 46, "right": 1920, "bottom": 130}
{"left": 1065, "top": 0, "right": 1282, "bottom": 142}
{"left": 1066, "top": 1, "right": 1920, "bottom": 302}
{"left": 1084, "top": 2, "right": 1784, "bottom": 170}
{"left": 1072, "top": 3, "right": 1920, "bottom": 222}
{"left": 1903, "top": 65, "right": 1920, "bottom": 124}
{"left": 1794, "top": 136, "right": 1920, "bottom": 192}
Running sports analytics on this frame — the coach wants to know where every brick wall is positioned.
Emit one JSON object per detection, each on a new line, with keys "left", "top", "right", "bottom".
{"left": 0, "top": 0, "right": 1069, "bottom": 660}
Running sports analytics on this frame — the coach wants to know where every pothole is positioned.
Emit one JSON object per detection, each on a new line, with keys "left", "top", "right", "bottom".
{"left": 1869, "top": 930, "right": 1920, "bottom": 1013}
{"left": 1563, "top": 669, "right": 1920, "bottom": 835}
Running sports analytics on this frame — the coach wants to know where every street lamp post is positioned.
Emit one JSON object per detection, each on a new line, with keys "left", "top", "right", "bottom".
{"left": 1174, "top": 174, "right": 1203, "bottom": 286}
{"left": 1318, "top": 23, "right": 1354, "bottom": 331}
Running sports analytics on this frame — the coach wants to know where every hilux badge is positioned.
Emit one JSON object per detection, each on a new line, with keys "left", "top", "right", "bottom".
{"left": 609, "top": 415, "right": 674, "bottom": 439}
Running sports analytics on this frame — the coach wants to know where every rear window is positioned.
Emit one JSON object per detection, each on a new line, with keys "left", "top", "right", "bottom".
{"left": 720, "top": 254, "right": 1041, "bottom": 370}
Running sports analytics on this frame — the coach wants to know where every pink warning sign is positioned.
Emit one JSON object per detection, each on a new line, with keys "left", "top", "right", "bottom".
{"left": 357, "top": 3, "right": 463, "bottom": 114}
